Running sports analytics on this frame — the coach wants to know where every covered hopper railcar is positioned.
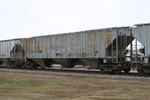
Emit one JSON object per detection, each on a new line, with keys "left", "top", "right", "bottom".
{"left": 132, "top": 23, "right": 150, "bottom": 74}
{"left": 0, "top": 27, "right": 131, "bottom": 73}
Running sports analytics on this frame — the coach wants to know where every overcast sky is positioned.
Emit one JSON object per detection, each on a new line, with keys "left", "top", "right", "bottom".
{"left": 0, "top": 0, "right": 150, "bottom": 40}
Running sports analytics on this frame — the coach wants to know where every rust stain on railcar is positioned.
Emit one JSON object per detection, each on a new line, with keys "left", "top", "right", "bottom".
{"left": 99, "top": 31, "right": 104, "bottom": 41}
{"left": 21, "top": 40, "right": 25, "bottom": 51}
{"left": 49, "top": 37, "right": 51, "bottom": 53}
{"left": 34, "top": 38, "right": 36, "bottom": 51}
{"left": 26, "top": 39, "right": 30, "bottom": 57}
{"left": 106, "top": 30, "right": 116, "bottom": 47}
{"left": 30, "top": 39, "right": 34, "bottom": 57}
{"left": 31, "top": 39, "right": 33, "bottom": 53}
{"left": 26, "top": 39, "right": 28, "bottom": 54}
{"left": 27, "top": 39, "right": 30, "bottom": 54}
{"left": 29, "top": 39, "right": 31, "bottom": 53}
{"left": 98, "top": 30, "right": 116, "bottom": 48}
{"left": 39, "top": 38, "right": 43, "bottom": 52}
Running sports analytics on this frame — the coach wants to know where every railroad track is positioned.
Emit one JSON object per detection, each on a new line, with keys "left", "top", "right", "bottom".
{"left": 0, "top": 66, "right": 149, "bottom": 80}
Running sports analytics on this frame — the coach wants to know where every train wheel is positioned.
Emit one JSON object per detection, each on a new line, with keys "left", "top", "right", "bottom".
{"left": 113, "top": 69, "right": 121, "bottom": 74}
{"left": 0, "top": 60, "right": 3, "bottom": 65}
{"left": 100, "top": 68, "right": 104, "bottom": 72}
{"left": 123, "top": 68, "right": 130, "bottom": 73}
{"left": 137, "top": 63, "right": 145, "bottom": 75}
{"left": 29, "top": 63, "right": 37, "bottom": 70}
{"left": 15, "top": 62, "right": 22, "bottom": 68}
{"left": 137, "top": 69, "right": 144, "bottom": 75}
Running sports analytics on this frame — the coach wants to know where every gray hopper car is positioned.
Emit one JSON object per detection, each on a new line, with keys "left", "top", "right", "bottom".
{"left": 0, "top": 27, "right": 132, "bottom": 73}
{"left": 132, "top": 23, "right": 150, "bottom": 74}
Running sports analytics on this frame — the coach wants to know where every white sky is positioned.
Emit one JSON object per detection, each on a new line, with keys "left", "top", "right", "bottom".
{"left": 0, "top": 0, "right": 150, "bottom": 40}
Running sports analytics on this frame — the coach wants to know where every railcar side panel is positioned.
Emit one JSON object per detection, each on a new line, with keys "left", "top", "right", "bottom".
{"left": 88, "top": 32, "right": 93, "bottom": 58}
{"left": 36, "top": 38, "right": 40, "bottom": 58}
{"left": 57, "top": 36, "right": 62, "bottom": 58}
{"left": 82, "top": 33, "right": 87, "bottom": 58}
{"left": 0, "top": 40, "right": 17, "bottom": 59}
{"left": 61, "top": 35, "right": 67, "bottom": 58}
{"left": 42, "top": 37, "right": 47, "bottom": 58}
{"left": 51, "top": 36, "right": 55, "bottom": 58}
{"left": 0, "top": 42, "right": 4, "bottom": 58}
{"left": 26, "top": 39, "right": 29, "bottom": 58}
{"left": 67, "top": 35, "right": 71, "bottom": 58}
{"left": 33, "top": 38, "right": 36, "bottom": 58}
{"left": 0, "top": 42, "right": 1, "bottom": 58}
{"left": 132, "top": 25, "right": 150, "bottom": 63}
{"left": 10, "top": 40, "right": 16, "bottom": 58}
{"left": 99, "top": 31, "right": 106, "bottom": 58}
{"left": 31, "top": 39, "right": 34, "bottom": 58}
{"left": 3, "top": 42, "right": 6, "bottom": 58}
{"left": 46, "top": 37, "right": 51, "bottom": 58}
{"left": 72, "top": 34, "right": 77, "bottom": 58}
{"left": 76, "top": 33, "right": 82, "bottom": 58}
{"left": 147, "top": 26, "right": 150, "bottom": 56}
{"left": 95, "top": 32, "right": 100, "bottom": 58}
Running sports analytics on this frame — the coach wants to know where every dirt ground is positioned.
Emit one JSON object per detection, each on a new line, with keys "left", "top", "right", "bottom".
{"left": 0, "top": 71, "right": 150, "bottom": 100}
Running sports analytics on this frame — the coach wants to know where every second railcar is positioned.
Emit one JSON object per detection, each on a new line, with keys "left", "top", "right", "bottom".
{"left": 132, "top": 23, "right": 150, "bottom": 74}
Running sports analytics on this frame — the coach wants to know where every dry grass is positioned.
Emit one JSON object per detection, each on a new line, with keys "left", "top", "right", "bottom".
{"left": 0, "top": 72, "right": 150, "bottom": 100}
